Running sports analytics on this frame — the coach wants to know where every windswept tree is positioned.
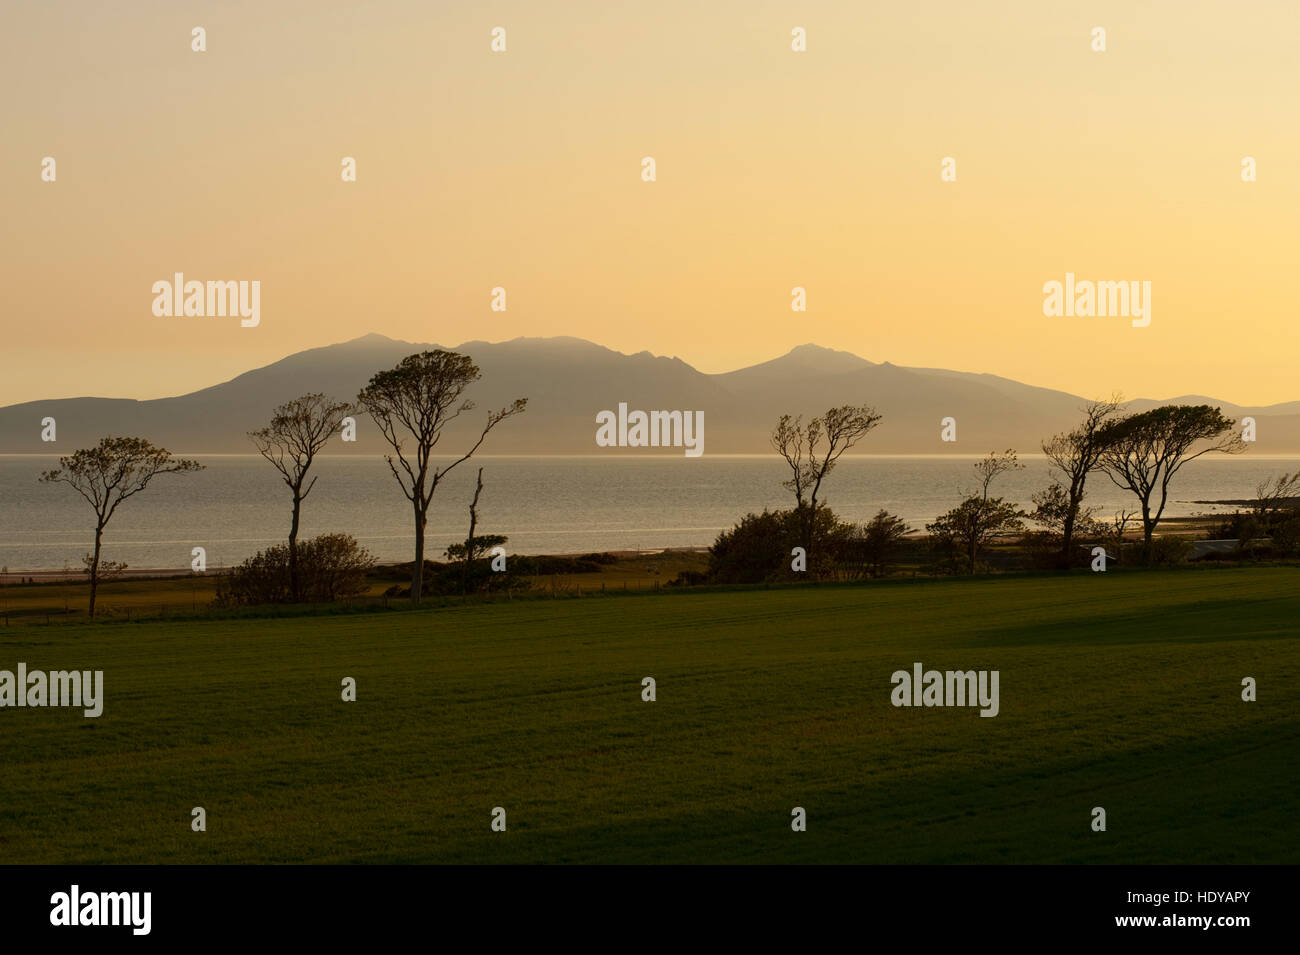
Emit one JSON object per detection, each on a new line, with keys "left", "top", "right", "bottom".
{"left": 358, "top": 351, "right": 526, "bottom": 605}
{"left": 855, "top": 510, "right": 911, "bottom": 578}
{"left": 1040, "top": 396, "right": 1124, "bottom": 558}
{"left": 772, "top": 405, "right": 882, "bottom": 552}
{"left": 974, "top": 449, "right": 1024, "bottom": 500}
{"left": 1098, "top": 404, "right": 1246, "bottom": 562}
{"left": 40, "top": 437, "right": 203, "bottom": 618}
{"left": 928, "top": 450, "right": 1025, "bottom": 574}
{"left": 249, "top": 393, "right": 354, "bottom": 601}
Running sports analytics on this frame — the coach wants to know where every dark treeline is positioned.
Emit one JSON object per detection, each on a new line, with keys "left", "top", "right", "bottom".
{"left": 695, "top": 397, "right": 1289, "bottom": 585}
{"left": 41, "top": 349, "right": 526, "bottom": 614}
{"left": 37, "top": 374, "right": 1295, "bottom": 616}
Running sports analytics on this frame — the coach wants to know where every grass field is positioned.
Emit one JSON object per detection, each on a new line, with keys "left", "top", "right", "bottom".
{"left": 0, "top": 549, "right": 712, "bottom": 623}
{"left": 1, "top": 566, "right": 1297, "bottom": 864}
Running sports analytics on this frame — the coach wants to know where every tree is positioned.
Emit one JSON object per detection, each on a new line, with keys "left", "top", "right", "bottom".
{"left": 248, "top": 393, "right": 353, "bottom": 601}
{"left": 40, "top": 437, "right": 203, "bottom": 618}
{"left": 771, "top": 405, "right": 882, "bottom": 552}
{"left": 1098, "top": 405, "right": 1246, "bottom": 562}
{"left": 445, "top": 467, "right": 509, "bottom": 595}
{"left": 928, "top": 450, "right": 1025, "bottom": 574}
{"left": 357, "top": 351, "right": 526, "bottom": 605}
{"left": 1041, "top": 396, "right": 1124, "bottom": 558}
{"left": 927, "top": 496, "right": 1025, "bottom": 574}
{"left": 1249, "top": 471, "right": 1300, "bottom": 528}
{"left": 855, "top": 510, "right": 911, "bottom": 578}
{"left": 1237, "top": 471, "right": 1300, "bottom": 557}
{"left": 974, "top": 449, "right": 1024, "bottom": 501}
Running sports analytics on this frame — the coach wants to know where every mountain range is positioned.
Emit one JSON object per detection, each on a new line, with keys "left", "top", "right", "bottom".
{"left": 3, "top": 334, "right": 1298, "bottom": 454}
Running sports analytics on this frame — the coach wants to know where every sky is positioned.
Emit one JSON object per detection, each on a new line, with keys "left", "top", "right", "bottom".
{"left": 2, "top": 0, "right": 1298, "bottom": 406}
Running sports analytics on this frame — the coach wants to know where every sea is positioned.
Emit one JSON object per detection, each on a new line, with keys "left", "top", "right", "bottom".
{"left": 0, "top": 454, "right": 1293, "bottom": 572}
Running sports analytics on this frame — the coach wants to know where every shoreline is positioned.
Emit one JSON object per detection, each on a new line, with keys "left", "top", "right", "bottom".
{"left": 0, "top": 547, "right": 713, "bottom": 582}
{"left": 0, "top": 516, "right": 1237, "bottom": 580}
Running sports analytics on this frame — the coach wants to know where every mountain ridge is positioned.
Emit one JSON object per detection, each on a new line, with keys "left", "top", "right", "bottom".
{"left": 2, "top": 334, "right": 1295, "bottom": 455}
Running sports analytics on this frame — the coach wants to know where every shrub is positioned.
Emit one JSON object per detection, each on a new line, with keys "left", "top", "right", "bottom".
{"left": 708, "top": 506, "right": 855, "bottom": 584}
{"left": 842, "top": 510, "right": 910, "bottom": 578}
{"left": 708, "top": 510, "right": 795, "bottom": 584}
{"left": 668, "top": 570, "right": 709, "bottom": 587}
{"left": 1148, "top": 535, "right": 1192, "bottom": 567}
{"left": 216, "top": 533, "right": 374, "bottom": 606}
{"left": 1270, "top": 513, "right": 1300, "bottom": 557}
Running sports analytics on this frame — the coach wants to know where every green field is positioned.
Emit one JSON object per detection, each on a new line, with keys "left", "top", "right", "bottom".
{"left": 1, "top": 566, "right": 1297, "bottom": 864}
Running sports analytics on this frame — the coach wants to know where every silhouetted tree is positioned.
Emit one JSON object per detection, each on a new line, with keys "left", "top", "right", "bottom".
{"left": 856, "top": 510, "right": 911, "bottom": 578}
{"left": 358, "top": 351, "right": 526, "bottom": 605}
{"left": 445, "top": 467, "right": 509, "bottom": 595}
{"left": 1041, "top": 396, "right": 1124, "bottom": 558}
{"left": 928, "top": 496, "right": 1025, "bottom": 575}
{"left": 929, "top": 450, "right": 1026, "bottom": 574}
{"left": 40, "top": 437, "right": 203, "bottom": 618}
{"left": 772, "top": 405, "right": 882, "bottom": 553}
{"left": 1098, "top": 405, "right": 1245, "bottom": 562}
{"left": 249, "top": 393, "right": 353, "bottom": 601}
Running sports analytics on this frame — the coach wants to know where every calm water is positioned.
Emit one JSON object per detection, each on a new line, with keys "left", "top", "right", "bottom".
{"left": 0, "top": 454, "right": 1293, "bottom": 571}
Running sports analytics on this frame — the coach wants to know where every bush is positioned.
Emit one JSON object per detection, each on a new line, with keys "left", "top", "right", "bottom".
{"left": 708, "top": 510, "right": 795, "bottom": 584}
{"left": 708, "top": 506, "right": 855, "bottom": 584}
{"left": 1018, "top": 529, "right": 1065, "bottom": 570}
{"left": 216, "top": 533, "right": 374, "bottom": 606}
{"left": 1148, "top": 535, "right": 1192, "bottom": 567}
{"left": 840, "top": 510, "right": 911, "bottom": 578}
{"left": 419, "top": 557, "right": 532, "bottom": 596}
{"left": 301, "top": 533, "right": 377, "bottom": 601}
{"left": 1270, "top": 513, "right": 1300, "bottom": 557}
{"left": 668, "top": 570, "right": 709, "bottom": 587}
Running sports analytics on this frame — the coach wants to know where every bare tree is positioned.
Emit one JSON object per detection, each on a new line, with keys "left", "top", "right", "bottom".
{"left": 1041, "top": 395, "right": 1124, "bottom": 558}
{"left": 40, "top": 437, "right": 203, "bottom": 618}
{"left": 462, "top": 467, "right": 485, "bottom": 595}
{"left": 771, "top": 405, "right": 882, "bottom": 550}
{"left": 358, "top": 351, "right": 526, "bottom": 605}
{"left": 1250, "top": 471, "right": 1300, "bottom": 525}
{"left": 249, "top": 393, "right": 353, "bottom": 601}
{"left": 1098, "top": 405, "right": 1246, "bottom": 562}
{"left": 974, "top": 449, "right": 1024, "bottom": 501}
{"left": 1106, "top": 509, "right": 1136, "bottom": 561}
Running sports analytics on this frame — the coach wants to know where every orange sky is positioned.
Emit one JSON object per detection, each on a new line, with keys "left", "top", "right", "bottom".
{"left": 3, "top": 0, "right": 1297, "bottom": 406}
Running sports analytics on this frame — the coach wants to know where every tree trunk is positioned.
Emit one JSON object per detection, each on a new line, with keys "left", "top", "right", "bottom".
{"left": 1061, "top": 495, "right": 1079, "bottom": 558}
{"left": 464, "top": 468, "right": 483, "bottom": 597}
{"left": 289, "top": 489, "right": 302, "bottom": 602}
{"left": 1141, "top": 504, "right": 1155, "bottom": 564}
{"left": 411, "top": 504, "right": 426, "bottom": 605}
{"left": 89, "top": 524, "right": 103, "bottom": 620}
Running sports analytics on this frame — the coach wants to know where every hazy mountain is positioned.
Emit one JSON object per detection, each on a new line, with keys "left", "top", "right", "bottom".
{"left": 2, "top": 335, "right": 1297, "bottom": 455}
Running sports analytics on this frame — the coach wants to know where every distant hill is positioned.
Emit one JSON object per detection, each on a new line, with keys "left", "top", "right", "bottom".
{"left": 2, "top": 334, "right": 1297, "bottom": 454}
